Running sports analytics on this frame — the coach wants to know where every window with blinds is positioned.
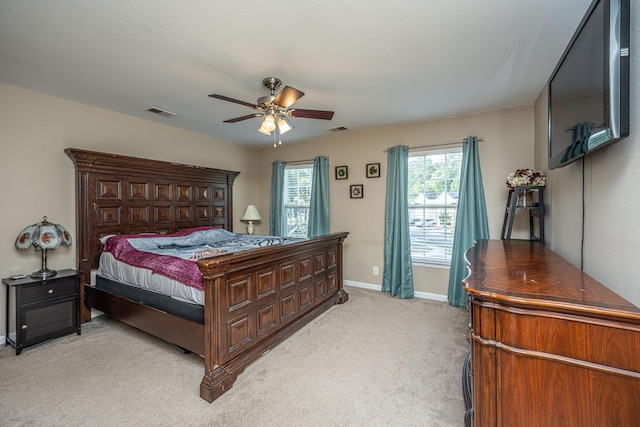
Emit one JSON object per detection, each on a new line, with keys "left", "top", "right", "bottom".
{"left": 408, "top": 147, "right": 462, "bottom": 265}
{"left": 283, "top": 164, "right": 313, "bottom": 238}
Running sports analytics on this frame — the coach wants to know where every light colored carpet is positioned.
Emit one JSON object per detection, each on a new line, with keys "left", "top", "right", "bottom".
{"left": 0, "top": 286, "right": 468, "bottom": 427}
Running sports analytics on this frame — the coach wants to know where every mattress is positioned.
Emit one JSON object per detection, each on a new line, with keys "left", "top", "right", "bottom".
{"left": 97, "top": 251, "right": 204, "bottom": 305}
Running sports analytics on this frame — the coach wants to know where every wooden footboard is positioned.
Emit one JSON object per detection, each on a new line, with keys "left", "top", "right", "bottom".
{"left": 197, "top": 232, "right": 349, "bottom": 402}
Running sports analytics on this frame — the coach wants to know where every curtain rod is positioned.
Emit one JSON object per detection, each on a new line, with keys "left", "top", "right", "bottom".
{"left": 383, "top": 138, "right": 483, "bottom": 153}
{"left": 272, "top": 158, "right": 315, "bottom": 166}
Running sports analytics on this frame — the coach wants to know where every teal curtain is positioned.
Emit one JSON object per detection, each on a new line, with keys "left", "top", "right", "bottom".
{"left": 447, "top": 136, "right": 489, "bottom": 307}
{"left": 308, "top": 156, "right": 330, "bottom": 238}
{"left": 269, "top": 160, "right": 286, "bottom": 236}
{"left": 382, "top": 145, "right": 414, "bottom": 299}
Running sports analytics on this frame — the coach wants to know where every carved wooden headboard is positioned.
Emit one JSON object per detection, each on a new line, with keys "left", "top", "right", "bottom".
{"left": 66, "top": 148, "right": 240, "bottom": 321}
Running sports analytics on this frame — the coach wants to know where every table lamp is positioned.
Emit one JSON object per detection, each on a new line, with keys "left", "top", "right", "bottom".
{"left": 241, "top": 205, "right": 262, "bottom": 235}
{"left": 15, "top": 216, "right": 72, "bottom": 278}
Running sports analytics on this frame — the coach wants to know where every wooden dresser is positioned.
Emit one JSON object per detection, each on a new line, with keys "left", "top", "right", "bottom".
{"left": 463, "top": 240, "right": 640, "bottom": 426}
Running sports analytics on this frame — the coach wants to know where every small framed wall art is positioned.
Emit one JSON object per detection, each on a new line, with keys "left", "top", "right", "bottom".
{"left": 335, "top": 166, "right": 348, "bottom": 180}
{"left": 350, "top": 184, "right": 364, "bottom": 199}
{"left": 366, "top": 163, "right": 380, "bottom": 178}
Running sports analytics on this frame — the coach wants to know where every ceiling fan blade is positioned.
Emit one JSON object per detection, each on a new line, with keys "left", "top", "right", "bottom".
{"left": 223, "top": 113, "right": 263, "bottom": 123}
{"left": 273, "top": 86, "right": 305, "bottom": 108}
{"left": 209, "top": 94, "right": 260, "bottom": 110}
{"left": 290, "top": 109, "right": 334, "bottom": 120}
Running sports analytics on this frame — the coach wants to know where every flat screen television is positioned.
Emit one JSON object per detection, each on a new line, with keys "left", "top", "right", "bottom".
{"left": 548, "top": 0, "right": 630, "bottom": 170}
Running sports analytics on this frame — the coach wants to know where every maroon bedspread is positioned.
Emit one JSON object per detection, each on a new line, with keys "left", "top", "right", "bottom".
{"left": 102, "top": 227, "right": 214, "bottom": 290}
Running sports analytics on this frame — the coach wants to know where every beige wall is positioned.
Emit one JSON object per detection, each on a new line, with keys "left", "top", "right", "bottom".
{"left": 0, "top": 82, "right": 539, "bottom": 340}
{"left": 254, "top": 106, "right": 535, "bottom": 296}
{"left": 532, "top": 11, "right": 640, "bottom": 307}
{"left": 0, "top": 83, "right": 259, "bottom": 336}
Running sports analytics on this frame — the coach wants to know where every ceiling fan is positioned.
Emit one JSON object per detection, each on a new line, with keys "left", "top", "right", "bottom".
{"left": 209, "top": 77, "right": 334, "bottom": 146}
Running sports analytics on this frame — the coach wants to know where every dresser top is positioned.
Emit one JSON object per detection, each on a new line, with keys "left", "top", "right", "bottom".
{"left": 464, "top": 240, "right": 640, "bottom": 321}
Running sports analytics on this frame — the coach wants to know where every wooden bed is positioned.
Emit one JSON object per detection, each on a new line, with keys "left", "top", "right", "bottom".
{"left": 66, "top": 148, "right": 349, "bottom": 402}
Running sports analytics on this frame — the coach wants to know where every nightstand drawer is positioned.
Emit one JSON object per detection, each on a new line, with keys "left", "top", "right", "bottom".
{"left": 20, "top": 279, "right": 77, "bottom": 303}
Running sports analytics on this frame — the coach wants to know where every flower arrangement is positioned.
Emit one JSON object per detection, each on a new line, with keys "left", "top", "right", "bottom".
{"left": 505, "top": 169, "right": 546, "bottom": 189}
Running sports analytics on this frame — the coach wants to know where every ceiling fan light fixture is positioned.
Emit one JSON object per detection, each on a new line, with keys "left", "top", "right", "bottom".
{"left": 264, "top": 114, "right": 276, "bottom": 130}
{"left": 277, "top": 116, "right": 294, "bottom": 134}
{"left": 262, "top": 114, "right": 276, "bottom": 132}
{"left": 258, "top": 124, "right": 272, "bottom": 135}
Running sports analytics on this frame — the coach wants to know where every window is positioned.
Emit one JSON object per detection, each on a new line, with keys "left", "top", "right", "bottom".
{"left": 283, "top": 164, "right": 313, "bottom": 238}
{"left": 408, "top": 147, "right": 462, "bottom": 265}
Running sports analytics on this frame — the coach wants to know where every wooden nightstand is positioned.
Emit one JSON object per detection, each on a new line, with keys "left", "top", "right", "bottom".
{"left": 3, "top": 269, "right": 81, "bottom": 355}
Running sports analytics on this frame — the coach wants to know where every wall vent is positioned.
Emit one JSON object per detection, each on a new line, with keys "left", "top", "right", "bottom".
{"left": 328, "top": 126, "right": 349, "bottom": 132}
{"left": 146, "top": 107, "right": 176, "bottom": 118}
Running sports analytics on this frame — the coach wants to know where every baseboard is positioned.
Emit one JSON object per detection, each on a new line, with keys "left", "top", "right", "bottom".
{"left": 343, "top": 280, "right": 448, "bottom": 302}
{"left": 0, "top": 335, "right": 5, "bottom": 346}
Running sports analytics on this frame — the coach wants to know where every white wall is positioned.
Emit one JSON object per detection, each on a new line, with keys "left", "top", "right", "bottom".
{"left": 533, "top": 6, "right": 640, "bottom": 307}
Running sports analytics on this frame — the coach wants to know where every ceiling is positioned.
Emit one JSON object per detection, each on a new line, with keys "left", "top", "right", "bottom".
{"left": 0, "top": 0, "right": 592, "bottom": 147}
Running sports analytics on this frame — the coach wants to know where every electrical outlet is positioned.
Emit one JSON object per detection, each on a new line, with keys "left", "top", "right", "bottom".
{"left": 373, "top": 266, "right": 379, "bottom": 276}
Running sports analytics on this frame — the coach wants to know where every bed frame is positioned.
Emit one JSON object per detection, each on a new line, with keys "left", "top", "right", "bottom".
{"left": 66, "top": 148, "right": 349, "bottom": 402}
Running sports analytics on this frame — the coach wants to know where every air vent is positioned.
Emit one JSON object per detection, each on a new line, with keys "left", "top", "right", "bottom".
{"left": 328, "top": 126, "right": 348, "bottom": 132}
{"left": 146, "top": 107, "right": 176, "bottom": 118}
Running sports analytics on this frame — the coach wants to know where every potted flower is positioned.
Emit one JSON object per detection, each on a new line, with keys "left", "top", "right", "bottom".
{"left": 505, "top": 169, "right": 546, "bottom": 207}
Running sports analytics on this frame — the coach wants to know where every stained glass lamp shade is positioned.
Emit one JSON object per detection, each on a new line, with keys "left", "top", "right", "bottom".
{"left": 15, "top": 216, "right": 72, "bottom": 278}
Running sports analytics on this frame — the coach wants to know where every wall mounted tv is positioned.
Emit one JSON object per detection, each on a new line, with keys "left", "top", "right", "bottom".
{"left": 548, "top": 0, "right": 630, "bottom": 170}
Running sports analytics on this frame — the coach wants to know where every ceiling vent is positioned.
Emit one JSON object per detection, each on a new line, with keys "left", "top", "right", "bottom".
{"left": 146, "top": 107, "right": 176, "bottom": 118}
{"left": 328, "top": 126, "right": 348, "bottom": 132}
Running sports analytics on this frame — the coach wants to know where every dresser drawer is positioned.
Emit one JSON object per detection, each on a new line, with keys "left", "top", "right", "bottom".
{"left": 20, "top": 279, "right": 77, "bottom": 303}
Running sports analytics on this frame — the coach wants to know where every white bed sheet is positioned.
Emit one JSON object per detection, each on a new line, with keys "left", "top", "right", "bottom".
{"left": 97, "top": 252, "right": 204, "bottom": 305}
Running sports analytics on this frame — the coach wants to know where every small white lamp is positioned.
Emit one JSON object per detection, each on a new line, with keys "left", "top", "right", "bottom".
{"left": 241, "top": 205, "right": 262, "bottom": 235}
